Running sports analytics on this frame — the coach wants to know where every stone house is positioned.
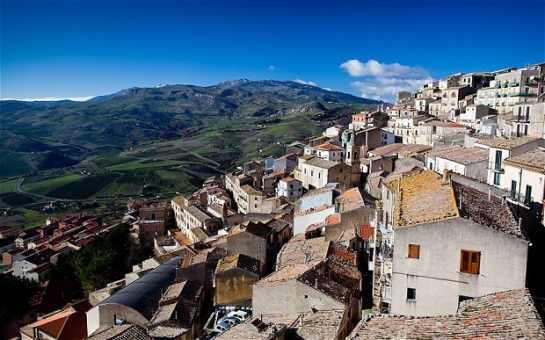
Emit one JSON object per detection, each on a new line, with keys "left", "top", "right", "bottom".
{"left": 12, "top": 248, "right": 58, "bottom": 282}
{"left": 19, "top": 300, "right": 92, "bottom": 340}
{"left": 253, "top": 237, "right": 362, "bottom": 338}
{"left": 384, "top": 170, "right": 529, "bottom": 316}
{"left": 276, "top": 177, "right": 303, "bottom": 202}
{"left": 426, "top": 146, "right": 489, "bottom": 182}
{"left": 226, "top": 221, "right": 282, "bottom": 274}
{"left": 294, "top": 155, "right": 352, "bottom": 190}
{"left": 473, "top": 136, "right": 543, "bottom": 187}
{"left": 347, "top": 288, "right": 545, "bottom": 339}
{"left": 214, "top": 253, "right": 263, "bottom": 310}
{"left": 147, "top": 280, "right": 204, "bottom": 340}
{"left": 293, "top": 186, "right": 340, "bottom": 235}
{"left": 512, "top": 101, "right": 545, "bottom": 138}
{"left": 304, "top": 141, "right": 345, "bottom": 162}
{"left": 502, "top": 147, "right": 545, "bottom": 217}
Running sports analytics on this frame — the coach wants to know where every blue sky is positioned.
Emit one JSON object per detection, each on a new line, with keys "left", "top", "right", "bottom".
{"left": 1, "top": 0, "right": 544, "bottom": 102}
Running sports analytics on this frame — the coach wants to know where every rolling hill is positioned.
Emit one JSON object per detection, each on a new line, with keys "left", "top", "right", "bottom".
{"left": 0, "top": 80, "right": 384, "bottom": 216}
{"left": 1, "top": 79, "right": 382, "bottom": 174}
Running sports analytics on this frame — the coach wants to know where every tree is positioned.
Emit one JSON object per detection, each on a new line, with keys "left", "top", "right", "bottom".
{"left": 0, "top": 275, "right": 37, "bottom": 332}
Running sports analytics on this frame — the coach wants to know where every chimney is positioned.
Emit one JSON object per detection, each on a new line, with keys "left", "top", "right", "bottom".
{"left": 443, "top": 169, "right": 450, "bottom": 183}
{"left": 459, "top": 191, "right": 463, "bottom": 209}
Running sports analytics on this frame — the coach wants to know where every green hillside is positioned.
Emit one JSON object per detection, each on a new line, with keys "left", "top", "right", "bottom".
{"left": 0, "top": 79, "right": 382, "bottom": 214}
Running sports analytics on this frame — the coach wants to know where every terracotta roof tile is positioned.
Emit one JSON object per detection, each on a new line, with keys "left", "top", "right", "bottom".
{"left": 452, "top": 181, "right": 524, "bottom": 239}
{"left": 87, "top": 324, "right": 152, "bottom": 339}
{"left": 392, "top": 170, "right": 458, "bottom": 228}
{"left": 435, "top": 146, "right": 489, "bottom": 165}
{"left": 347, "top": 288, "right": 545, "bottom": 339}
{"left": 314, "top": 142, "right": 343, "bottom": 151}
{"left": 325, "top": 213, "right": 341, "bottom": 225}
{"left": 503, "top": 147, "right": 545, "bottom": 174}
{"left": 357, "top": 224, "right": 374, "bottom": 241}
{"left": 475, "top": 136, "right": 540, "bottom": 150}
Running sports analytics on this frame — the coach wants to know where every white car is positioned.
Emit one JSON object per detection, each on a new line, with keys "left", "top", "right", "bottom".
{"left": 227, "top": 310, "right": 250, "bottom": 322}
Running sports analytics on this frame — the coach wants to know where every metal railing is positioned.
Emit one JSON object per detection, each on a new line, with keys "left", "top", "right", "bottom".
{"left": 504, "top": 188, "right": 533, "bottom": 206}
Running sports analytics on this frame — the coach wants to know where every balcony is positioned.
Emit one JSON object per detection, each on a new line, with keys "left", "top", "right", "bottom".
{"left": 495, "top": 93, "right": 501, "bottom": 98}
{"left": 513, "top": 115, "right": 530, "bottom": 122}
{"left": 510, "top": 92, "right": 535, "bottom": 97}
{"left": 487, "top": 160, "right": 503, "bottom": 172}
{"left": 502, "top": 83, "right": 509, "bottom": 88}
{"left": 525, "top": 81, "right": 536, "bottom": 86}
{"left": 495, "top": 83, "right": 502, "bottom": 88}
{"left": 509, "top": 82, "right": 520, "bottom": 87}
{"left": 504, "top": 188, "right": 533, "bottom": 207}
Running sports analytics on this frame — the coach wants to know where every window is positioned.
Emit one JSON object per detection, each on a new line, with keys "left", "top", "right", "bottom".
{"left": 460, "top": 250, "right": 480, "bottom": 274}
{"left": 510, "top": 180, "right": 517, "bottom": 199}
{"left": 525, "top": 185, "right": 532, "bottom": 206}
{"left": 493, "top": 172, "right": 500, "bottom": 185}
{"left": 408, "top": 244, "right": 420, "bottom": 259}
{"left": 407, "top": 288, "right": 417, "bottom": 300}
{"left": 458, "top": 295, "right": 473, "bottom": 304}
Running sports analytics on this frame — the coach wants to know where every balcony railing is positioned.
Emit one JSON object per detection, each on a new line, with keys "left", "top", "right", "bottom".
{"left": 504, "top": 188, "right": 533, "bottom": 207}
{"left": 513, "top": 115, "right": 530, "bottom": 122}
{"left": 487, "top": 160, "right": 503, "bottom": 172}
{"left": 510, "top": 92, "right": 535, "bottom": 97}
{"left": 509, "top": 82, "right": 520, "bottom": 87}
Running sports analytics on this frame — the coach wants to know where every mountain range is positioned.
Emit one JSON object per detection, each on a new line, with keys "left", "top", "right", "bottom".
{"left": 0, "top": 80, "right": 383, "bottom": 177}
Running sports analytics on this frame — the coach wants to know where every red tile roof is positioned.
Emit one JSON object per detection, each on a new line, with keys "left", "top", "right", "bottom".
{"left": 357, "top": 224, "right": 374, "bottom": 241}
{"left": 348, "top": 288, "right": 545, "bottom": 339}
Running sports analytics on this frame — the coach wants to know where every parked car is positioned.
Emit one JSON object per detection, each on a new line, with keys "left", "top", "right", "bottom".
{"left": 214, "top": 321, "right": 231, "bottom": 333}
{"left": 202, "top": 331, "right": 219, "bottom": 339}
{"left": 227, "top": 310, "right": 250, "bottom": 322}
{"left": 217, "top": 316, "right": 240, "bottom": 327}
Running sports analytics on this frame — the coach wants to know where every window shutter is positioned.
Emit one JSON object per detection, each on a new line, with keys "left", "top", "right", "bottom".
{"left": 470, "top": 252, "right": 480, "bottom": 274}
{"left": 460, "top": 250, "right": 480, "bottom": 274}
{"left": 408, "top": 244, "right": 420, "bottom": 259}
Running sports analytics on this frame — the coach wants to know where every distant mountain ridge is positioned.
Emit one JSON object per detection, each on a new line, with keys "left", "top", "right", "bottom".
{"left": 0, "top": 79, "right": 383, "bottom": 176}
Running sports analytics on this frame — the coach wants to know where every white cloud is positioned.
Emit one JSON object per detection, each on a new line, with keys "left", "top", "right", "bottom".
{"left": 340, "top": 59, "right": 433, "bottom": 101}
{"left": 1, "top": 96, "right": 95, "bottom": 102}
{"left": 268, "top": 65, "right": 275, "bottom": 71}
{"left": 294, "top": 79, "right": 317, "bottom": 86}
{"left": 340, "top": 59, "right": 430, "bottom": 79}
